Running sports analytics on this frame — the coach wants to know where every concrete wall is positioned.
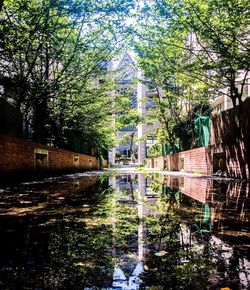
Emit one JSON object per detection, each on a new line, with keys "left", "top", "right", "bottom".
{"left": 0, "top": 134, "right": 99, "bottom": 179}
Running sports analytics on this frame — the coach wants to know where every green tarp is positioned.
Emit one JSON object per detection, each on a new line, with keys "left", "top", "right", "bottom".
{"left": 203, "top": 203, "right": 211, "bottom": 224}
{"left": 194, "top": 116, "right": 210, "bottom": 147}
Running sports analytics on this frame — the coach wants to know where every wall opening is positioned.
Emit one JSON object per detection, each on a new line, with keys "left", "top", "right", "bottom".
{"left": 73, "top": 155, "right": 79, "bottom": 169}
{"left": 179, "top": 157, "right": 184, "bottom": 170}
{"left": 213, "top": 152, "right": 227, "bottom": 174}
{"left": 164, "top": 158, "right": 168, "bottom": 170}
{"left": 179, "top": 177, "right": 184, "bottom": 188}
{"left": 34, "top": 148, "right": 48, "bottom": 172}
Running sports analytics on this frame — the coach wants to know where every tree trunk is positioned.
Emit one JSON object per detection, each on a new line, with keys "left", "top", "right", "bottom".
{"left": 188, "top": 103, "right": 196, "bottom": 148}
{"left": 129, "top": 130, "right": 135, "bottom": 156}
{"left": 33, "top": 98, "right": 49, "bottom": 143}
{"left": 0, "top": 0, "right": 4, "bottom": 13}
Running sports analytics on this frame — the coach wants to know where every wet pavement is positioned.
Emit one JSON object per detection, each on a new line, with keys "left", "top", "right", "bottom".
{"left": 0, "top": 171, "right": 249, "bottom": 289}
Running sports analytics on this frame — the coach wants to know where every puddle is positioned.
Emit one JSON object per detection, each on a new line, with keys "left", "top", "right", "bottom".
{"left": 0, "top": 173, "right": 249, "bottom": 289}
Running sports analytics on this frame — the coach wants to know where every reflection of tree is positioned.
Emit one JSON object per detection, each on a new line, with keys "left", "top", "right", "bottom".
{"left": 1, "top": 174, "right": 249, "bottom": 289}
{"left": 144, "top": 175, "right": 250, "bottom": 289}
{"left": 46, "top": 175, "right": 141, "bottom": 288}
{"left": 0, "top": 177, "right": 118, "bottom": 289}
{"left": 48, "top": 220, "right": 114, "bottom": 288}
{"left": 112, "top": 175, "right": 140, "bottom": 254}
{"left": 142, "top": 209, "right": 213, "bottom": 289}
{"left": 141, "top": 178, "right": 213, "bottom": 289}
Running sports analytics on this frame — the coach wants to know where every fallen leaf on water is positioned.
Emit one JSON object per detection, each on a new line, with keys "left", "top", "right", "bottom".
{"left": 154, "top": 251, "right": 168, "bottom": 256}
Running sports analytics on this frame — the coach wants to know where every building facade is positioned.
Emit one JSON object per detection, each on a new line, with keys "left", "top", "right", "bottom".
{"left": 108, "top": 54, "right": 160, "bottom": 166}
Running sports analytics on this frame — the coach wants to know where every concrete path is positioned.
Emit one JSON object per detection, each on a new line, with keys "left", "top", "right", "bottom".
{"left": 105, "top": 165, "right": 237, "bottom": 180}
{"left": 105, "top": 165, "right": 210, "bottom": 178}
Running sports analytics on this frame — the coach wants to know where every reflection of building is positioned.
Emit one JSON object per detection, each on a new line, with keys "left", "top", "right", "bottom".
{"left": 110, "top": 174, "right": 145, "bottom": 289}
{"left": 109, "top": 173, "right": 250, "bottom": 289}
{"left": 212, "top": 76, "right": 250, "bottom": 113}
{"left": 112, "top": 262, "right": 144, "bottom": 290}
{"left": 109, "top": 173, "right": 170, "bottom": 289}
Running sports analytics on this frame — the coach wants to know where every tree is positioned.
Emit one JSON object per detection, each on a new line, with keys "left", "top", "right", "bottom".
{"left": 134, "top": 5, "right": 209, "bottom": 150}
{"left": 134, "top": 0, "right": 249, "bottom": 150}
{"left": 116, "top": 105, "right": 142, "bottom": 157}
{"left": 0, "top": 0, "right": 134, "bottom": 157}
{"left": 149, "top": 0, "right": 250, "bottom": 107}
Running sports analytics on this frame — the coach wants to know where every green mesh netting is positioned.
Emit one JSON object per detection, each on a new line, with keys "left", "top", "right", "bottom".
{"left": 162, "top": 143, "right": 179, "bottom": 156}
{"left": 194, "top": 116, "right": 210, "bottom": 147}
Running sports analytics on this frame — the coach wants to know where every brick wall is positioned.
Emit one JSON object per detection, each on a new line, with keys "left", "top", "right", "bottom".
{"left": 225, "top": 144, "right": 250, "bottom": 179}
{"left": 147, "top": 143, "right": 249, "bottom": 178}
{"left": 211, "top": 98, "right": 250, "bottom": 179}
{"left": 180, "top": 177, "right": 211, "bottom": 204}
{"left": 165, "top": 154, "right": 179, "bottom": 171}
{"left": 152, "top": 174, "right": 211, "bottom": 203}
{"left": 147, "top": 147, "right": 212, "bottom": 175}
{"left": 151, "top": 157, "right": 164, "bottom": 169}
{"left": 179, "top": 146, "right": 212, "bottom": 175}
{"left": 146, "top": 99, "right": 250, "bottom": 178}
{"left": 146, "top": 158, "right": 154, "bottom": 168}
{"left": 0, "top": 134, "right": 99, "bottom": 178}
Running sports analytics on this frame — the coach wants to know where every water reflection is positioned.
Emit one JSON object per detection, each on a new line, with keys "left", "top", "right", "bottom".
{"left": 143, "top": 174, "right": 250, "bottom": 289}
{"left": 0, "top": 173, "right": 249, "bottom": 289}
